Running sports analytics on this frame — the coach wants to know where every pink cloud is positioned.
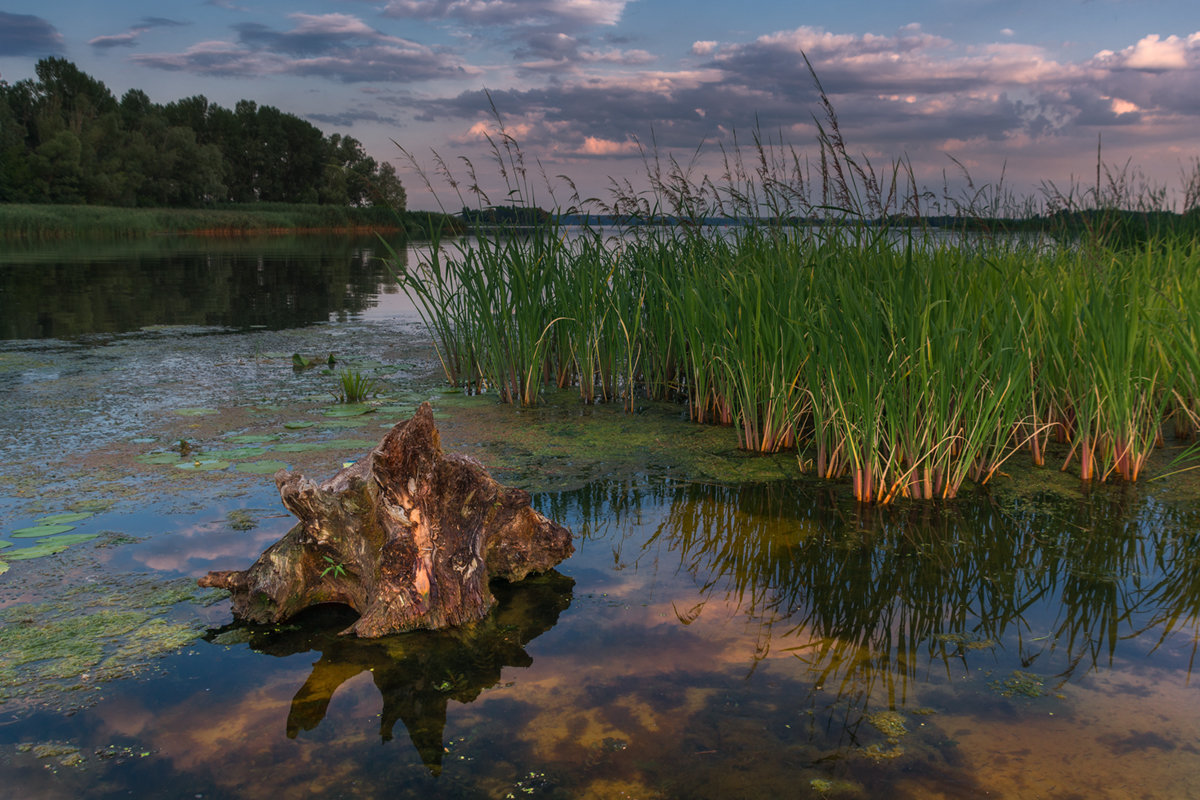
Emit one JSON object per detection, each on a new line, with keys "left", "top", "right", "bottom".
{"left": 578, "top": 136, "right": 639, "bottom": 156}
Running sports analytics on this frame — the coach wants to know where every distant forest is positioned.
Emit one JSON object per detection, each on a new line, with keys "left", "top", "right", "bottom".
{"left": 0, "top": 58, "right": 404, "bottom": 210}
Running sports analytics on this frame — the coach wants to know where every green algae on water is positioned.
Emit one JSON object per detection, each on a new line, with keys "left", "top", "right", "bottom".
{"left": 0, "top": 576, "right": 226, "bottom": 711}
{"left": 990, "top": 670, "right": 1047, "bottom": 698}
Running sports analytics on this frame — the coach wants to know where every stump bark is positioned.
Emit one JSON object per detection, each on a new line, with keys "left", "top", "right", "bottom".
{"left": 199, "top": 402, "right": 573, "bottom": 637}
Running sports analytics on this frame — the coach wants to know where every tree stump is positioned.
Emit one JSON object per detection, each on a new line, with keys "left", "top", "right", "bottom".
{"left": 199, "top": 402, "right": 574, "bottom": 637}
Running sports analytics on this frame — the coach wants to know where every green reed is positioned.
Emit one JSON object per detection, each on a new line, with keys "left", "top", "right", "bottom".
{"left": 388, "top": 82, "right": 1200, "bottom": 500}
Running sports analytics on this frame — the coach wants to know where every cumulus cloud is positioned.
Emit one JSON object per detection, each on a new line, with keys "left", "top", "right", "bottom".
{"left": 89, "top": 17, "right": 188, "bottom": 51}
{"left": 134, "top": 12, "right": 477, "bottom": 82}
{"left": 578, "top": 135, "right": 639, "bottom": 155}
{"left": 1093, "top": 33, "right": 1200, "bottom": 71}
{"left": 381, "top": 0, "right": 629, "bottom": 28}
{"left": 513, "top": 32, "right": 655, "bottom": 71}
{"left": 0, "top": 12, "right": 64, "bottom": 56}
{"left": 408, "top": 23, "right": 1200, "bottom": 178}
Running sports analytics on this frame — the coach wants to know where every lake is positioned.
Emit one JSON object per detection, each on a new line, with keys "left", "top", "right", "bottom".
{"left": 1, "top": 234, "right": 1199, "bottom": 799}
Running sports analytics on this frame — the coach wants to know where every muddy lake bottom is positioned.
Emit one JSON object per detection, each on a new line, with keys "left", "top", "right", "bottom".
{"left": 3, "top": 248, "right": 1200, "bottom": 797}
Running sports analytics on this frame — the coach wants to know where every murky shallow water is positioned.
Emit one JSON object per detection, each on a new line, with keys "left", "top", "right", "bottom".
{"left": 2, "top": 237, "right": 1199, "bottom": 799}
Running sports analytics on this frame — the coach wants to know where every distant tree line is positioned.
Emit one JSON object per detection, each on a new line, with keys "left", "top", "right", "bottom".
{"left": 460, "top": 205, "right": 552, "bottom": 226}
{"left": 0, "top": 58, "right": 405, "bottom": 209}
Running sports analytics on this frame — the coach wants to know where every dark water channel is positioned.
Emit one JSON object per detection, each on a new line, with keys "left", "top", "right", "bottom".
{"left": 1, "top": 236, "right": 1199, "bottom": 799}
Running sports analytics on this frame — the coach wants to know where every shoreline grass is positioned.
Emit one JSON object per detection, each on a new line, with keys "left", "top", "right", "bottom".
{"left": 0, "top": 203, "right": 461, "bottom": 242}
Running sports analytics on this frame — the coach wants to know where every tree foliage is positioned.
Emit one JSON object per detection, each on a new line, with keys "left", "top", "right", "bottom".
{"left": 0, "top": 58, "right": 405, "bottom": 210}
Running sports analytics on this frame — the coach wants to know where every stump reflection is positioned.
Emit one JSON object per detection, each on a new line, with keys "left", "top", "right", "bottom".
{"left": 207, "top": 570, "right": 574, "bottom": 774}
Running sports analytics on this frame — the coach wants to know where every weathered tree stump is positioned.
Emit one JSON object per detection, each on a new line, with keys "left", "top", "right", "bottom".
{"left": 199, "top": 402, "right": 573, "bottom": 637}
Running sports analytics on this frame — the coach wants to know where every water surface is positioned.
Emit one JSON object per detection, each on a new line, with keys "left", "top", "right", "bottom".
{"left": 1, "top": 236, "right": 1198, "bottom": 799}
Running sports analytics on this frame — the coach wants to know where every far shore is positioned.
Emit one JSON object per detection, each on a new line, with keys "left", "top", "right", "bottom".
{"left": 0, "top": 202, "right": 463, "bottom": 242}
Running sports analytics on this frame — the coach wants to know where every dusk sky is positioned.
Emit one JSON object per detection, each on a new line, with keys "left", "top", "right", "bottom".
{"left": 2, "top": 1, "right": 1198, "bottom": 211}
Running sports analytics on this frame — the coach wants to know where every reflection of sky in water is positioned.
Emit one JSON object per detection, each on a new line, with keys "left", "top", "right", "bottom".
{"left": 5, "top": 475, "right": 1200, "bottom": 798}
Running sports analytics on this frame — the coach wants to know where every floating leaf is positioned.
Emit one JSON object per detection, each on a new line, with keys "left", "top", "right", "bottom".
{"left": 174, "top": 407, "right": 219, "bottom": 417}
{"left": 36, "top": 512, "right": 94, "bottom": 525}
{"left": 0, "top": 540, "right": 11, "bottom": 549}
{"left": 275, "top": 439, "right": 373, "bottom": 453}
{"left": 174, "top": 460, "right": 232, "bottom": 471}
{"left": 322, "top": 405, "right": 374, "bottom": 418}
{"left": 325, "top": 438, "right": 374, "bottom": 449}
{"left": 135, "top": 452, "right": 184, "bottom": 465}
{"left": 316, "top": 419, "right": 369, "bottom": 428}
{"left": 375, "top": 405, "right": 413, "bottom": 416}
{"left": 0, "top": 561, "right": 7, "bottom": 574}
{"left": 10, "top": 524, "right": 77, "bottom": 538}
{"left": 38, "top": 533, "right": 98, "bottom": 546}
{"left": 199, "top": 447, "right": 268, "bottom": 460}
{"left": 283, "top": 421, "right": 315, "bottom": 430}
{"left": 5, "top": 542, "right": 70, "bottom": 560}
{"left": 274, "top": 442, "right": 328, "bottom": 453}
{"left": 226, "top": 434, "right": 279, "bottom": 444}
{"left": 234, "top": 460, "right": 290, "bottom": 474}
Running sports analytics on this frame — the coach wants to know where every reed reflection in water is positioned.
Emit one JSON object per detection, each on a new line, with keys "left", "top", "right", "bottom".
{"left": 534, "top": 479, "right": 1200, "bottom": 796}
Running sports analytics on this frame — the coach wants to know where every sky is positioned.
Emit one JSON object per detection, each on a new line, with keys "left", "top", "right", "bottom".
{"left": 2, "top": 0, "right": 1199, "bottom": 212}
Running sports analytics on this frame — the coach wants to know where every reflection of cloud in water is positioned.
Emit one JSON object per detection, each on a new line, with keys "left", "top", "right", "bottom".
{"left": 44, "top": 477, "right": 1200, "bottom": 798}
{"left": 131, "top": 522, "right": 292, "bottom": 574}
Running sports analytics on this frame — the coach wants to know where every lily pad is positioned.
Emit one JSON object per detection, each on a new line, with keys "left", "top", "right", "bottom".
{"left": 316, "top": 418, "right": 369, "bottom": 428}
{"left": 274, "top": 442, "right": 328, "bottom": 453}
{"left": 283, "top": 421, "right": 315, "bottom": 430}
{"left": 36, "top": 512, "right": 94, "bottom": 525}
{"left": 325, "top": 438, "right": 375, "bottom": 449}
{"left": 0, "top": 540, "right": 11, "bottom": 549}
{"left": 135, "top": 452, "right": 184, "bottom": 465}
{"left": 5, "top": 542, "right": 71, "bottom": 560}
{"left": 322, "top": 405, "right": 374, "bottom": 418}
{"left": 375, "top": 405, "right": 414, "bottom": 416}
{"left": 173, "top": 460, "right": 232, "bottom": 471}
{"left": 10, "top": 524, "right": 77, "bottom": 538}
{"left": 199, "top": 447, "right": 268, "bottom": 460}
{"left": 0, "top": 561, "right": 7, "bottom": 575}
{"left": 234, "top": 460, "right": 291, "bottom": 474}
{"left": 226, "top": 434, "right": 280, "bottom": 444}
{"left": 173, "top": 407, "right": 220, "bottom": 417}
{"left": 38, "top": 533, "right": 98, "bottom": 546}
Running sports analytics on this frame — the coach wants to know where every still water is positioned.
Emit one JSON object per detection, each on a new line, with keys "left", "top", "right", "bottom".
{"left": 1, "top": 235, "right": 1199, "bottom": 799}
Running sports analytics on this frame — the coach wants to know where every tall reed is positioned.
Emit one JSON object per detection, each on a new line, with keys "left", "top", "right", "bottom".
{"left": 386, "top": 83, "right": 1200, "bottom": 500}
